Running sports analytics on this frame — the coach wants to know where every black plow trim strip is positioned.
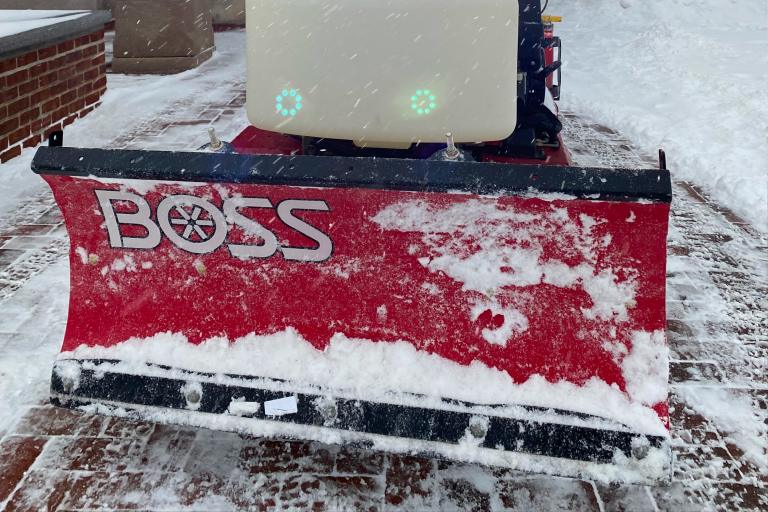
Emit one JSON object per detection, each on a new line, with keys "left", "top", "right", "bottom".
{"left": 33, "top": 146, "right": 672, "bottom": 203}
{"left": 51, "top": 359, "right": 666, "bottom": 465}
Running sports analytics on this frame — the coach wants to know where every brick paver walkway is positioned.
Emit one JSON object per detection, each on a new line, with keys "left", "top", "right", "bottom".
{"left": 0, "top": 31, "right": 765, "bottom": 511}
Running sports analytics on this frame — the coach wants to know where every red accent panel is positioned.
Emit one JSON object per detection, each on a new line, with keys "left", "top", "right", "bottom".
{"left": 46, "top": 173, "right": 669, "bottom": 424}
{"left": 231, "top": 126, "right": 302, "bottom": 155}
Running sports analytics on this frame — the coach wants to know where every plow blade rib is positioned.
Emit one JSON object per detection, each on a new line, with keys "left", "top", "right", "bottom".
{"left": 35, "top": 147, "right": 672, "bottom": 483}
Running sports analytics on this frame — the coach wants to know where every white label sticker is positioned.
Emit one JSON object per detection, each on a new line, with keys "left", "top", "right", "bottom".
{"left": 264, "top": 395, "right": 298, "bottom": 416}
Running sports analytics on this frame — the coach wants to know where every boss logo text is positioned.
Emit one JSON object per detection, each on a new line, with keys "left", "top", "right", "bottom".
{"left": 95, "top": 190, "right": 333, "bottom": 262}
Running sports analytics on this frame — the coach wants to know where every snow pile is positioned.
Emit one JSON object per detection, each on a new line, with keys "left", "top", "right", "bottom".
{"left": 552, "top": 0, "right": 768, "bottom": 231}
{"left": 61, "top": 329, "right": 668, "bottom": 435}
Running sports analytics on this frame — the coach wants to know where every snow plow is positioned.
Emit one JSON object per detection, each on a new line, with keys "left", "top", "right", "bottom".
{"left": 34, "top": 0, "right": 672, "bottom": 483}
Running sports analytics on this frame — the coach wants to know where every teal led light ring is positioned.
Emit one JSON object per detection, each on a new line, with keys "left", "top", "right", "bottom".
{"left": 276, "top": 88, "right": 303, "bottom": 117}
{"left": 410, "top": 89, "right": 437, "bottom": 115}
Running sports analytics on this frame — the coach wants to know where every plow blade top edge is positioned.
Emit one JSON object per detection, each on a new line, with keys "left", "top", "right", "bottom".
{"left": 32, "top": 147, "right": 672, "bottom": 202}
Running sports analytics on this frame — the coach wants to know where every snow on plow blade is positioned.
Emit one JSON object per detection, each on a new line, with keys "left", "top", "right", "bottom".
{"left": 34, "top": 146, "right": 672, "bottom": 483}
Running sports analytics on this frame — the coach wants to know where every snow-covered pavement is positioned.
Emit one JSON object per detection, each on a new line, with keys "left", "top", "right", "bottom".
{"left": 553, "top": 0, "right": 768, "bottom": 233}
{"left": 0, "top": 29, "right": 766, "bottom": 511}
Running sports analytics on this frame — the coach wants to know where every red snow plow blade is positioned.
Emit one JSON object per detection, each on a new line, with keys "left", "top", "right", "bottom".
{"left": 35, "top": 146, "right": 671, "bottom": 483}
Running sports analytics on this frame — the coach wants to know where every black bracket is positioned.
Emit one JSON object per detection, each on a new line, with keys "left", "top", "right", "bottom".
{"left": 48, "top": 130, "right": 64, "bottom": 147}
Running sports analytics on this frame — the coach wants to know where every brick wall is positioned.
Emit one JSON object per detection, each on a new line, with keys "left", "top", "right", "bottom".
{"left": 0, "top": 30, "right": 107, "bottom": 163}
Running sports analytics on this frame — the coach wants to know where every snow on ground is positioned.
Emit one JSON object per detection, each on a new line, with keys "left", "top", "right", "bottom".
{"left": 676, "top": 386, "right": 765, "bottom": 470}
{"left": 552, "top": 0, "right": 768, "bottom": 232}
{"left": 0, "top": 260, "right": 67, "bottom": 435}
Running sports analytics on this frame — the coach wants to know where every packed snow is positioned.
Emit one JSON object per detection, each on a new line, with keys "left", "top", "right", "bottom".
{"left": 59, "top": 329, "right": 668, "bottom": 436}
{"left": 552, "top": 0, "right": 768, "bottom": 232}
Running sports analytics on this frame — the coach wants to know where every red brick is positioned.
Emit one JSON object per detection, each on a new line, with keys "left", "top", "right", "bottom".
{"left": 90, "top": 30, "right": 104, "bottom": 42}
{"left": 385, "top": 455, "right": 434, "bottom": 506}
{"left": 6, "top": 69, "right": 28, "bottom": 87}
{"left": 0, "top": 136, "right": 7, "bottom": 152}
{"left": 19, "top": 107, "right": 40, "bottom": 125}
{"left": 49, "top": 55, "right": 67, "bottom": 70}
{"left": 29, "top": 61, "right": 48, "bottom": 76}
{"left": 2, "top": 470, "right": 70, "bottom": 512}
{"left": 0, "top": 85, "right": 19, "bottom": 103}
{"left": 30, "top": 88, "right": 51, "bottom": 105}
{"left": 0, "top": 145, "right": 21, "bottom": 162}
{"left": 53, "top": 106, "right": 69, "bottom": 121}
{"left": 38, "top": 70, "right": 58, "bottom": 87}
{"left": 57, "top": 40, "right": 75, "bottom": 53}
{"left": 7, "top": 96, "right": 30, "bottom": 116}
{"left": 38, "top": 45, "right": 58, "bottom": 60}
{"left": 79, "top": 105, "right": 96, "bottom": 118}
{"left": 74, "top": 34, "right": 91, "bottom": 46}
{"left": 82, "top": 44, "right": 98, "bottom": 58}
{"left": 8, "top": 126, "right": 29, "bottom": 145}
{"left": 83, "top": 67, "right": 100, "bottom": 81}
{"left": 17, "top": 51, "right": 38, "bottom": 67}
{"left": 84, "top": 92, "right": 102, "bottom": 107}
{"left": 60, "top": 90, "right": 77, "bottom": 106}
{"left": 63, "top": 114, "right": 77, "bottom": 127}
{"left": 29, "top": 118, "right": 44, "bottom": 133}
{"left": 77, "top": 83, "right": 91, "bottom": 97}
{"left": 66, "top": 77, "right": 83, "bottom": 91}
{"left": 59, "top": 65, "right": 77, "bottom": 80}
{"left": 18, "top": 78, "right": 38, "bottom": 96}
{"left": 42, "top": 97, "right": 60, "bottom": 113}
{"left": 0, "top": 436, "right": 47, "bottom": 503}
{"left": 97, "top": 42, "right": 106, "bottom": 54}
{"left": 0, "top": 57, "right": 17, "bottom": 75}
{"left": 69, "top": 98, "right": 85, "bottom": 114}
{"left": 75, "top": 59, "right": 91, "bottom": 73}
{"left": 93, "top": 75, "right": 107, "bottom": 89}
{"left": 0, "top": 116, "right": 19, "bottom": 135}
{"left": 23, "top": 134, "right": 41, "bottom": 148}
{"left": 65, "top": 49, "right": 83, "bottom": 64}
